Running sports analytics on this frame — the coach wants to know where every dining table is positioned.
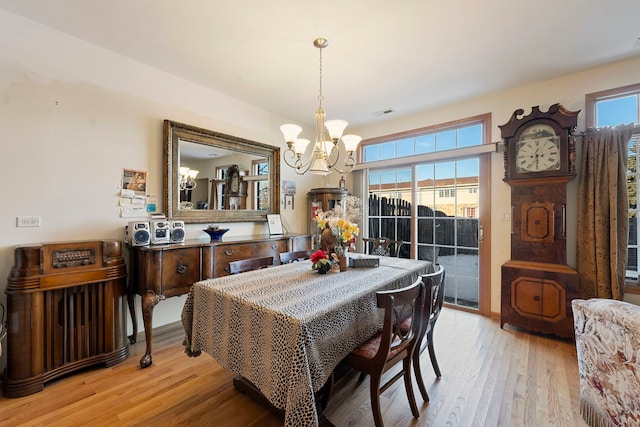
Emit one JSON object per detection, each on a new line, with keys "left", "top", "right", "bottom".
{"left": 181, "top": 254, "right": 432, "bottom": 427}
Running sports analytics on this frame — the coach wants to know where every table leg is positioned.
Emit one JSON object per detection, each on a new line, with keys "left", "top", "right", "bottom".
{"left": 139, "top": 290, "right": 165, "bottom": 368}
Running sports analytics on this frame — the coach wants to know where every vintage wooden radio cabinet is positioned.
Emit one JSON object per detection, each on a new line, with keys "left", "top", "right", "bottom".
{"left": 3, "top": 240, "right": 129, "bottom": 398}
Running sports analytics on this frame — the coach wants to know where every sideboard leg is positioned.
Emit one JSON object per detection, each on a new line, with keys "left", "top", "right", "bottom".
{"left": 139, "top": 290, "right": 165, "bottom": 368}
{"left": 127, "top": 291, "right": 138, "bottom": 344}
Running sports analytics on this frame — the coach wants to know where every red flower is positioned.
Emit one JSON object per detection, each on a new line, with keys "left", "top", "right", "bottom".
{"left": 310, "top": 250, "right": 328, "bottom": 264}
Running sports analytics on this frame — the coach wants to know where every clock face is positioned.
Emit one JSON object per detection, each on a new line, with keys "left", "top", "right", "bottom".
{"left": 230, "top": 175, "right": 239, "bottom": 192}
{"left": 515, "top": 124, "right": 561, "bottom": 173}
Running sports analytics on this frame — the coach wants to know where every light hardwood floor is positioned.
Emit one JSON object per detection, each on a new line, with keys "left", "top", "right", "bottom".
{"left": 0, "top": 308, "right": 587, "bottom": 426}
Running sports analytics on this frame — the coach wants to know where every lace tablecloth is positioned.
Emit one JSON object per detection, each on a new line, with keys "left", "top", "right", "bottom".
{"left": 182, "top": 256, "right": 432, "bottom": 427}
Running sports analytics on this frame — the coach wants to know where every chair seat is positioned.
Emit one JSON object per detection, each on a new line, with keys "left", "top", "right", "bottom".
{"left": 398, "top": 315, "right": 432, "bottom": 335}
{"left": 351, "top": 332, "right": 403, "bottom": 359}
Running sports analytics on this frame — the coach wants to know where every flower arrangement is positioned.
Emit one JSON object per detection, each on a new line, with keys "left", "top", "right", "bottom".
{"left": 314, "top": 195, "right": 361, "bottom": 252}
{"left": 310, "top": 249, "right": 331, "bottom": 272}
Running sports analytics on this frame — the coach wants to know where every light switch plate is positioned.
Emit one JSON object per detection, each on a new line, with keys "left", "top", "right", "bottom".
{"left": 16, "top": 216, "right": 41, "bottom": 227}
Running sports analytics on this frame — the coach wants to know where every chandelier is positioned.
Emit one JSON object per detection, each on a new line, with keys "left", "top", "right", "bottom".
{"left": 281, "top": 38, "right": 362, "bottom": 176}
{"left": 178, "top": 167, "right": 199, "bottom": 191}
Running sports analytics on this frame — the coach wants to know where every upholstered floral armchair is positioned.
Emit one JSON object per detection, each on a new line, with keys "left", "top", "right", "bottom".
{"left": 572, "top": 298, "right": 640, "bottom": 427}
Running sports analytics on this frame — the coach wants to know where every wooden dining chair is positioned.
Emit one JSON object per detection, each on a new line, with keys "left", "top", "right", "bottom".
{"left": 278, "top": 250, "right": 313, "bottom": 264}
{"left": 228, "top": 256, "right": 274, "bottom": 274}
{"left": 399, "top": 264, "right": 446, "bottom": 402}
{"left": 363, "top": 237, "right": 404, "bottom": 257}
{"left": 342, "top": 277, "right": 430, "bottom": 427}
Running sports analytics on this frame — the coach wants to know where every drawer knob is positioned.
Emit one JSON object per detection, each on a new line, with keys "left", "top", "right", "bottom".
{"left": 271, "top": 244, "right": 278, "bottom": 250}
{"left": 225, "top": 250, "right": 234, "bottom": 256}
{"left": 177, "top": 265, "right": 187, "bottom": 274}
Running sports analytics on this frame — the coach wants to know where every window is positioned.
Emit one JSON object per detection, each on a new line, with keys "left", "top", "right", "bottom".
{"left": 363, "top": 122, "right": 484, "bottom": 163}
{"left": 586, "top": 84, "right": 640, "bottom": 287}
{"left": 252, "top": 159, "right": 269, "bottom": 210}
{"left": 363, "top": 114, "right": 491, "bottom": 312}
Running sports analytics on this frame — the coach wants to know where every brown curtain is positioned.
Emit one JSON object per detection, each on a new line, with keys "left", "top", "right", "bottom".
{"left": 577, "top": 124, "right": 635, "bottom": 299}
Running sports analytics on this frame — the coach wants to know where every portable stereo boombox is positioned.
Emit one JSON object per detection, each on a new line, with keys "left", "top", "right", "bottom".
{"left": 150, "top": 220, "right": 171, "bottom": 244}
{"left": 169, "top": 221, "right": 186, "bottom": 243}
{"left": 127, "top": 221, "right": 151, "bottom": 246}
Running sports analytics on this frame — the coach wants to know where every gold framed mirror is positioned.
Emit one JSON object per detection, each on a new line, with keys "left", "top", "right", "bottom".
{"left": 163, "top": 120, "right": 280, "bottom": 223}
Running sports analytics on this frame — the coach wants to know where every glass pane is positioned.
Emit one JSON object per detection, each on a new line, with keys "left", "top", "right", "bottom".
{"left": 417, "top": 244, "right": 439, "bottom": 263}
{"left": 415, "top": 134, "right": 435, "bottom": 154}
{"left": 629, "top": 174, "right": 637, "bottom": 209}
{"left": 457, "top": 158, "right": 479, "bottom": 178}
{"left": 397, "top": 168, "right": 412, "bottom": 183}
{"left": 398, "top": 217, "right": 411, "bottom": 243}
{"left": 435, "top": 217, "right": 455, "bottom": 246}
{"left": 380, "top": 142, "right": 395, "bottom": 160}
{"left": 417, "top": 218, "right": 434, "bottom": 243}
{"left": 627, "top": 247, "right": 637, "bottom": 275}
{"left": 457, "top": 218, "right": 479, "bottom": 248}
{"left": 380, "top": 170, "right": 396, "bottom": 185}
{"left": 369, "top": 172, "right": 381, "bottom": 188}
{"left": 629, "top": 213, "right": 637, "bottom": 245}
{"left": 381, "top": 217, "right": 396, "bottom": 237}
{"left": 364, "top": 145, "right": 379, "bottom": 162}
{"left": 396, "top": 138, "right": 414, "bottom": 158}
{"left": 436, "top": 129, "right": 456, "bottom": 151}
{"left": 369, "top": 193, "right": 381, "bottom": 216}
{"left": 368, "top": 217, "right": 380, "bottom": 237}
{"left": 596, "top": 95, "right": 638, "bottom": 126}
{"left": 458, "top": 124, "right": 482, "bottom": 148}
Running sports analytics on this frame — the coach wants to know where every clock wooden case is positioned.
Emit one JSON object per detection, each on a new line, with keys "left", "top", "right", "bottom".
{"left": 499, "top": 104, "right": 580, "bottom": 339}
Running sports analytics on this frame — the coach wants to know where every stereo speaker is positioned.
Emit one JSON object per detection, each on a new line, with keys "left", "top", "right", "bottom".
{"left": 127, "top": 221, "right": 150, "bottom": 246}
{"left": 170, "top": 221, "right": 186, "bottom": 243}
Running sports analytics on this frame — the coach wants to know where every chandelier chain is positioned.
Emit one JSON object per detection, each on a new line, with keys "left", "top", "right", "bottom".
{"left": 318, "top": 44, "right": 323, "bottom": 105}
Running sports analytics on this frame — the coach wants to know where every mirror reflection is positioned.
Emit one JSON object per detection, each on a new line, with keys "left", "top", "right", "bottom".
{"left": 164, "top": 120, "right": 280, "bottom": 223}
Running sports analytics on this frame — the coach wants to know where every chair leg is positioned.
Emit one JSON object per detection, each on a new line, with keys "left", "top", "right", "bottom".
{"left": 319, "top": 372, "right": 333, "bottom": 410}
{"left": 403, "top": 358, "right": 420, "bottom": 417}
{"left": 427, "top": 331, "right": 441, "bottom": 378}
{"left": 369, "top": 373, "right": 384, "bottom": 427}
{"left": 412, "top": 349, "right": 430, "bottom": 403}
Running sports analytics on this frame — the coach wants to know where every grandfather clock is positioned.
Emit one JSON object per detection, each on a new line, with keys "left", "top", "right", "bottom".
{"left": 500, "top": 104, "right": 580, "bottom": 339}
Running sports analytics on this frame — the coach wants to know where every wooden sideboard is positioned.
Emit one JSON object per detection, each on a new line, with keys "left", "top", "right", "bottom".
{"left": 3, "top": 240, "right": 129, "bottom": 397}
{"left": 128, "top": 233, "right": 312, "bottom": 368}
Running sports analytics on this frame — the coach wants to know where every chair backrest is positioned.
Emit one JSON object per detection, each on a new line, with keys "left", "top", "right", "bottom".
{"left": 228, "top": 256, "right": 274, "bottom": 274}
{"left": 372, "top": 277, "right": 430, "bottom": 366}
{"left": 278, "top": 250, "right": 313, "bottom": 264}
{"left": 419, "top": 264, "right": 446, "bottom": 341}
{"left": 363, "top": 237, "right": 404, "bottom": 257}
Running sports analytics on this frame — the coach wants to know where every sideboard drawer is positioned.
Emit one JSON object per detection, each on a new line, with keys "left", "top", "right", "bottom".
{"left": 214, "top": 240, "right": 287, "bottom": 261}
{"left": 161, "top": 247, "right": 202, "bottom": 296}
{"left": 214, "top": 240, "right": 287, "bottom": 276}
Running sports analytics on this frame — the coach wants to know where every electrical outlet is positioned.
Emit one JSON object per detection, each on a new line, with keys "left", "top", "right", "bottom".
{"left": 16, "top": 216, "right": 41, "bottom": 227}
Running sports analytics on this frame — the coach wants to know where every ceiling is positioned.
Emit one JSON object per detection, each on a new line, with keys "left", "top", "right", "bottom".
{"left": 1, "top": 1, "right": 640, "bottom": 130}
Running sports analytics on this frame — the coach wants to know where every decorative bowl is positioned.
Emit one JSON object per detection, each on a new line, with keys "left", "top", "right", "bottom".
{"left": 203, "top": 228, "right": 229, "bottom": 241}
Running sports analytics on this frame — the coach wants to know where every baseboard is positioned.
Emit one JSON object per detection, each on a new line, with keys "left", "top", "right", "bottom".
{"left": 134, "top": 320, "right": 183, "bottom": 343}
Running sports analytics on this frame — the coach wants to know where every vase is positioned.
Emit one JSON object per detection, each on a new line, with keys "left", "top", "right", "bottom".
{"left": 338, "top": 255, "right": 347, "bottom": 272}
{"left": 317, "top": 263, "right": 331, "bottom": 274}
